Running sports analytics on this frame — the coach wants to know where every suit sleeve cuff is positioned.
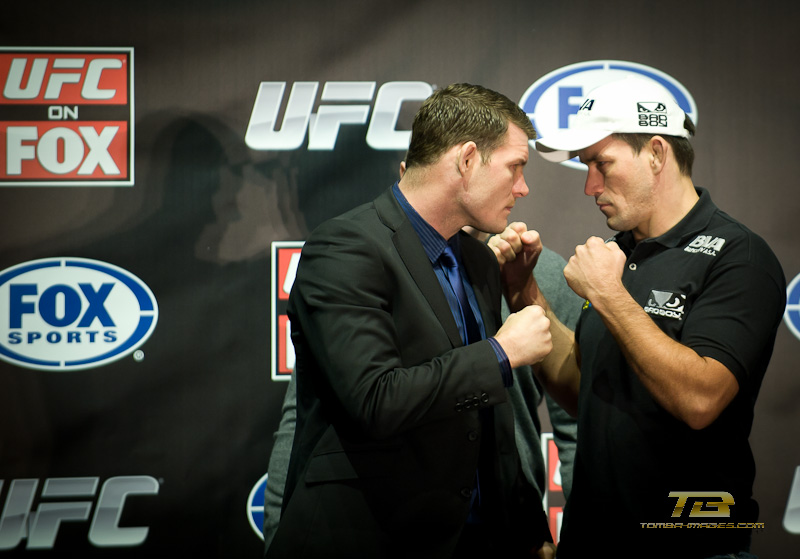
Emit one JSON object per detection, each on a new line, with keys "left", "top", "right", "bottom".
{"left": 488, "top": 337, "right": 513, "bottom": 387}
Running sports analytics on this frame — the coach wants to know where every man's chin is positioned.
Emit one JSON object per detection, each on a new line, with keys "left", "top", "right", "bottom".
{"left": 485, "top": 219, "right": 508, "bottom": 235}
{"left": 466, "top": 221, "right": 505, "bottom": 237}
{"left": 605, "top": 217, "right": 626, "bottom": 233}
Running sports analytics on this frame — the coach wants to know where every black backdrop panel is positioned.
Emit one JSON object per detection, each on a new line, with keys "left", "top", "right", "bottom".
{"left": 1, "top": 1, "right": 799, "bottom": 556}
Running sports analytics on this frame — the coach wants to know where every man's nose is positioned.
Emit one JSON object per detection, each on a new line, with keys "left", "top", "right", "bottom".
{"left": 514, "top": 174, "right": 530, "bottom": 198}
{"left": 584, "top": 167, "right": 603, "bottom": 197}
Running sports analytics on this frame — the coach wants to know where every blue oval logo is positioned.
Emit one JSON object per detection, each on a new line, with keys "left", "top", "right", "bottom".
{"left": 248, "top": 473, "right": 268, "bottom": 541}
{"left": 520, "top": 60, "right": 698, "bottom": 170}
{"left": 0, "top": 258, "right": 158, "bottom": 371}
{"left": 784, "top": 272, "right": 800, "bottom": 341}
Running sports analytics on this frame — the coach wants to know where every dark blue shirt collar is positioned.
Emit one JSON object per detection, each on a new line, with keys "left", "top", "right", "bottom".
{"left": 391, "top": 183, "right": 511, "bottom": 385}
{"left": 392, "top": 181, "right": 460, "bottom": 262}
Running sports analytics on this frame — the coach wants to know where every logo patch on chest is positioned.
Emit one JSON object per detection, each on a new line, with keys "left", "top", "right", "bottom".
{"left": 644, "top": 290, "right": 686, "bottom": 321}
{"left": 684, "top": 235, "right": 726, "bottom": 256}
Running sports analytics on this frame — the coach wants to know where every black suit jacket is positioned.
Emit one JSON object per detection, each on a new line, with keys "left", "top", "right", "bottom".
{"left": 268, "top": 187, "right": 549, "bottom": 558}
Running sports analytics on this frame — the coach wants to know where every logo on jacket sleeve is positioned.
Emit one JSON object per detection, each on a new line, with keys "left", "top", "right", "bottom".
{"left": 644, "top": 290, "right": 686, "bottom": 320}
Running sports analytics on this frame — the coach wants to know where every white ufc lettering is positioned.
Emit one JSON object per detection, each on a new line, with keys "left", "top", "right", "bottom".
{"left": 3, "top": 58, "right": 122, "bottom": 100}
{"left": 245, "top": 81, "right": 433, "bottom": 151}
{"left": 0, "top": 476, "right": 159, "bottom": 550}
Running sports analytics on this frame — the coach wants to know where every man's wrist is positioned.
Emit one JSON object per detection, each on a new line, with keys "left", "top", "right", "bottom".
{"left": 488, "top": 338, "right": 513, "bottom": 387}
{"left": 585, "top": 281, "right": 627, "bottom": 316}
{"left": 505, "top": 277, "right": 543, "bottom": 312}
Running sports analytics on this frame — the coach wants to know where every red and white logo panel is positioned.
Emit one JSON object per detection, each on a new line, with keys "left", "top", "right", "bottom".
{"left": 271, "top": 242, "right": 303, "bottom": 381}
{"left": 0, "top": 48, "right": 133, "bottom": 186}
{"left": 542, "top": 434, "right": 566, "bottom": 544}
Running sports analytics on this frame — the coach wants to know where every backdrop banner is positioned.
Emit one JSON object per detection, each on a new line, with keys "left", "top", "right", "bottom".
{"left": 1, "top": 1, "right": 798, "bottom": 556}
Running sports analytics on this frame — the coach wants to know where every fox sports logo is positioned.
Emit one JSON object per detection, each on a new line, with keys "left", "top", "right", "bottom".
{"left": 520, "top": 60, "right": 698, "bottom": 170}
{"left": 0, "top": 257, "right": 158, "bottom": 371}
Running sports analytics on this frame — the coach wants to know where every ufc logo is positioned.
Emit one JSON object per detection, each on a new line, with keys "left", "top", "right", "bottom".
{"left": 245, "top": 81, "right": 432, "bottom": 151}
{"left": 1, "top": 53, "right": 128, "bottom": 104}
{"left": 0, "top": 476, "right": 158, "bottom": 550}
{"left": 669, "top": 491, "right": 735, "bottom": 518}
{"left": 4, "top": 57, "right": 122, "bottom": 101}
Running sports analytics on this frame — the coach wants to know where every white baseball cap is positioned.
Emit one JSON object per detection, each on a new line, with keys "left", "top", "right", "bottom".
{"left": 534, "top": 77, "right": 692, "bottom": 162}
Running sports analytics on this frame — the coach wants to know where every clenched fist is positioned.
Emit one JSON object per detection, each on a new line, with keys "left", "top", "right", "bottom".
{"left": 493, "top": 304, "right": 552, "bottom": 368}
{"left": 564, "top": 236, "right": 627, "bottom": 303}
{"left": 488, "top": 222, "right": 544, "bottom": 311}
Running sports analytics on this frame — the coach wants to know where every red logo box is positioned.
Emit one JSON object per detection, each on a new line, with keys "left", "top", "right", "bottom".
{"left": 271, "top": 242, "right": 303, "bottom": 380}
{"left": 0, "top": 48, "right": 133, "bottom": 186}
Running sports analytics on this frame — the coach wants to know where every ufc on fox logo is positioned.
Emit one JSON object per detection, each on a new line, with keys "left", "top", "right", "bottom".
{"left": 0, "top": 48, "right": 134, "bottom": 186}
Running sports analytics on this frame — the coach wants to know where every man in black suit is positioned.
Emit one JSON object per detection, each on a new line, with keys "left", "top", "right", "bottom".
{"left": 268, "top": 83, "right": 554, "bottom": 558}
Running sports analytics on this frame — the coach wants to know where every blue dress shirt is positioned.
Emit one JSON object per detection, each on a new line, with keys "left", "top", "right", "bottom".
{"left": 392, "top": 182, "right": 512, "bottom": 386}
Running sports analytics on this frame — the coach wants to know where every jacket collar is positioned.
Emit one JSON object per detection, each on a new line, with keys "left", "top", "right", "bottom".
{"left": 374, "top": 186, "right": 482, "bottom": 347}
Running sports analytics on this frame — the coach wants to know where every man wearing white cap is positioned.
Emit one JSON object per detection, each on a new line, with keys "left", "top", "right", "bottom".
{"left": 490, "top": 77, "right": 785, "bottom": 558}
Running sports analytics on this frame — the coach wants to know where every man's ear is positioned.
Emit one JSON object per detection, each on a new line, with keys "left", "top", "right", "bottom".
{"left": 648, "top": 136, "right": 668, "bottom": 175}
{"left": 457, "top": 141, "right": 479, "bottom": 177}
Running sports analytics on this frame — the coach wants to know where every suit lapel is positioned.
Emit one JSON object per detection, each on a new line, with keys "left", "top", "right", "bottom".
{"left": 374, "top": 189, "right": 464, "bottom": 348}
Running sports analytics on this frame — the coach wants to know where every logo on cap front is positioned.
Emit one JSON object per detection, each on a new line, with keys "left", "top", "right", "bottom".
{"left": 520, "top": 60, "right": 697, "bottom": 170}
{"left": 637, "top": 102, "right": 669, "bottom": 128}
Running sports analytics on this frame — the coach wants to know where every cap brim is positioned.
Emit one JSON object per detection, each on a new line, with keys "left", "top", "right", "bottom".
{"left": 534, "top": 129, "right": 613, "bottom": 162}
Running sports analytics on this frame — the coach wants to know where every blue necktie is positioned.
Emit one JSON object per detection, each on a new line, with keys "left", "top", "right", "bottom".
{"left": 441, "top": 245, "right": 485, "bottom": 522}
{"left": 440, "top": 245, "right": 482, "bottom": 345}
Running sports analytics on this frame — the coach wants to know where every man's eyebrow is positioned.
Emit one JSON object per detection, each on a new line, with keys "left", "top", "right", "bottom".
{"left": 580, "top": 150, "right": 605, "bottom": 164}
